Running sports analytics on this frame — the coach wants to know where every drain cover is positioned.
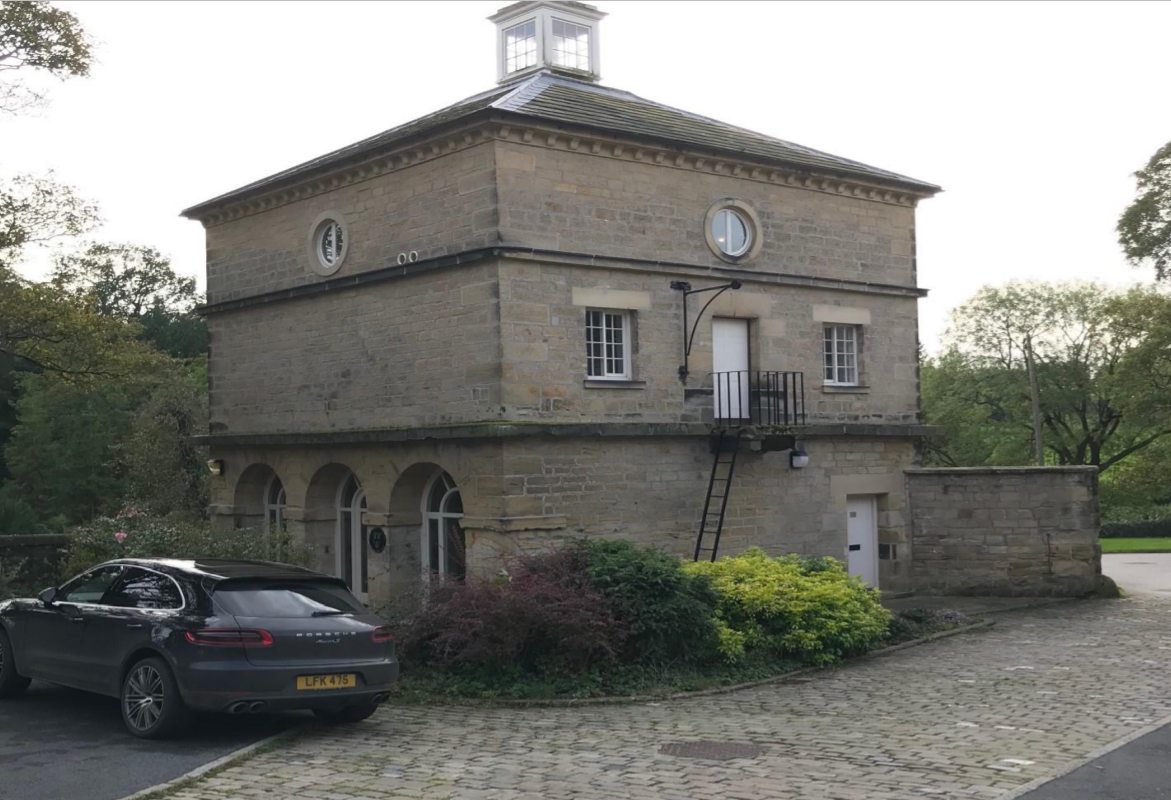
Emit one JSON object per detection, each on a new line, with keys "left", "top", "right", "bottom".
{"left": 660, "top": 741, "right": 765, "bottom": 761}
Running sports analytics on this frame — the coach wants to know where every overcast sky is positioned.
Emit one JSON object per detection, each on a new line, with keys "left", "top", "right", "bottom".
{"left": 5, "top": 0, "right": 1169, "bottom": 348}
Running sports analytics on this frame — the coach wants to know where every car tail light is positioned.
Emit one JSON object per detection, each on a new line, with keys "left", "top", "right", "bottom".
{"left": 185, "top": 628, "right": 274, "bottom": 647}
{"left": 371, "top": 625, "right": 393, "bottom": 643}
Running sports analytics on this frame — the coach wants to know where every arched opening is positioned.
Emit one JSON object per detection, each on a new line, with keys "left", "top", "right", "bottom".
{"left": 264, "top": 474, "right": 286, "bottom": 530}
{"left": 422, "top": 470, "right": 465, "bottom": 580}
{"left": 303, "top": 463, "right": 356, "bottom": 582}
{"left": 336, "top": 472, "right": 369, "bottom": 599}
{"left": 233, "top": 464, "right": 280, "bottom": 530}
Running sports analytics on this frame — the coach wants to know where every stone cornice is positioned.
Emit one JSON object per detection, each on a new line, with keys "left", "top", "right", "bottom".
{"left": 198, "top": 421, "right": 936, "bottom": 448}
{"left": 187, "top": 113, "right": 932, "bottom": 228}
{"left": 197, "top": 245, "right": 927, "bottom": 316}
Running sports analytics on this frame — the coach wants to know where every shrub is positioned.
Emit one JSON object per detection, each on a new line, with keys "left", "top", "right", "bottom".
{"left": 887, "top": 607, "right": 972, "bottom": 644}
{"left": 61, "top": 512, "right": 312, "bottom": 580}
{"left": 397, "top": 548, "right": 627, "bottom": 679}
{"left": 579, "top": 539, "right": 721, "bottom": 665}
{"left": 685, "top": 548, "right": 890, "bottom": 665}
{"left": 1100, "top": 519, "right": 1171, "bottom": 539}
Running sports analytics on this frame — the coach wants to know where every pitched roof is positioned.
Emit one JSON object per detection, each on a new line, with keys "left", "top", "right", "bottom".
{"left": 182, "top": 72, "right": 938, "bottom": 218}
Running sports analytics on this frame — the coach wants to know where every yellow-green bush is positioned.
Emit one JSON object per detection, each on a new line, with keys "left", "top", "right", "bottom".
{"left": 684, "top": 548, "right": 890, "bottom": 665}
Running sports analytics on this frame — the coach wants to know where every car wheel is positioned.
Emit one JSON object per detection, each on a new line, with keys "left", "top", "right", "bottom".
{"left": 121, "top": 657, "right": 191, "bottom": 739}
{"left": 312, "top": 702, "right": 379, "bottom": 724}
{"left": 0, "top": 628, "right": 31, "bottom": 699}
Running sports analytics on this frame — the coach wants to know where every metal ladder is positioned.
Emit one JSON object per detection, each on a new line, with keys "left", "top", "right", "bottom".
{"left": 693, "top": 430, "right": 742, "bottom": 562}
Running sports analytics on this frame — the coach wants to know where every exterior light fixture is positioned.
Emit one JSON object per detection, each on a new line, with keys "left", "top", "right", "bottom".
{"left": 207, "top": 459, "right": 225, "bottom": 476}
{"left": 789, "top": 449, "right": 809, "bottom": 469}
{"left": 672, "top": 280, "right": 744, "bottom": 381}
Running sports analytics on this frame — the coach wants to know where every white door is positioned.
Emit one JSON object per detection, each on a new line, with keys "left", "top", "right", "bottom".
{"left": 712, "top": 318, "right": 750, "bottom": 420}
{"left": 846, "top": 495, "right": 878, "bottom": 586}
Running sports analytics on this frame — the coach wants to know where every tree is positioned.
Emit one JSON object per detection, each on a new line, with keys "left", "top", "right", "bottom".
{"left": 923, "top": 282, "right": 1171, "bottom": 472}
{"left": 123, "top": 366, "right": 209, "bottom": 518}
{"left": 0, "top": 1, "right": 91, "bottom": 115}
{"left": 4, "top": 373, "right": 136, "bottom": 523}
{"left": 52, "top": 243, "right": 208, "bottom": 357}
{"left": 0, "top": 172, "right": 100, "bottom": 270}
{"left": 52, "top": 243, "right": 197, "bottom": 318}
{"left": 1119, "top": 142, "right": 1171, "bottom": 281}
{"left": 0, "top": 267, "right": 157, "bottom": 380}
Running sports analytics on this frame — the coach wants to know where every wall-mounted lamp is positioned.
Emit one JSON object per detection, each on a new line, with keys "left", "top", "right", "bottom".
{"left": 207, "top": 459, "right": 225, "bottom": 476}
{"left": 789, "top": 449, "right": 810, "bottom": 469}
{"left": 671, "top": 279, "right": 744, "bottom": 381}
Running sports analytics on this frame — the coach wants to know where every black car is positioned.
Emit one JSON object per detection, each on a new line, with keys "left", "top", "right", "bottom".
{"left": 0, "top": 558, "right": 398, "bottom": 738}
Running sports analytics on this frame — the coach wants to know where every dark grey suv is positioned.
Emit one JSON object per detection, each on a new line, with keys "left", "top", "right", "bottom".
{"left": 0, "top": 558, "right": 398, "bottom": 738}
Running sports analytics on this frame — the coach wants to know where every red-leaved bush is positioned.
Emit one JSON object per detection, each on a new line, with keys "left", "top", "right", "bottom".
{"left": 398, "top": 548, "right": 628, "bottom": 676}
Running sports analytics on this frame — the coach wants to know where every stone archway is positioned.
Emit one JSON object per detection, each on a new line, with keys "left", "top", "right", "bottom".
{"left": 383, "top": 462, "right": 465, "bottom": 600}
{"left": 302, "top": 463, "right": 355, "bottom": 578}
{"left": 232, "top": 463, "right": 281, "bottom": 530}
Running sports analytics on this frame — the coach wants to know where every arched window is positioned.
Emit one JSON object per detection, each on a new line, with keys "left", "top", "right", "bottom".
{"left": 264, "top": 475, "right": 286, "bottom": 530}
{"left": 336, "top": 473, "right": 369, "bottom": 599}
{"left": 422, "top": 471, "right": 465, "bottom": 580}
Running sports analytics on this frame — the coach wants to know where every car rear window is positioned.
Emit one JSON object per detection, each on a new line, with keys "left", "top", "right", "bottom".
{"left": 212, "top": 580, "right": 366, "bottom": 618}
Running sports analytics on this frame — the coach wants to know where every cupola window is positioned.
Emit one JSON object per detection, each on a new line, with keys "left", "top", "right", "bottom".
{"left": 504, "top": 20, "right": 538, "bottom": 74}
{"left": 551, "top": 19, "right": 590, "bottom": 71}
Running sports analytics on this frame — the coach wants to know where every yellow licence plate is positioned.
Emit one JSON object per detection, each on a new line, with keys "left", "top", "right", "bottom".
{"left": 297, "top": 674, "right": 357, "bottom": 691}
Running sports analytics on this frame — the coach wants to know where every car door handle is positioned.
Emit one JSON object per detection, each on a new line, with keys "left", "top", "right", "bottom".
{"left": 68, "top": 616, "right": 86, "bottom": 623}
{"left": 126, "top": 623, "right": 144, "bottom": 630}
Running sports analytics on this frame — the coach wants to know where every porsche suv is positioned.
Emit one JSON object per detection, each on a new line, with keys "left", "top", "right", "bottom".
{"left": 0, "top": 558, "right": 398, "bottom": 738}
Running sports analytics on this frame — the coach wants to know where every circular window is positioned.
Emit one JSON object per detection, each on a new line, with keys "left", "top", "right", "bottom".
{"left": 711, "top": 209, "right": 751, "bottom": 257}
{"left": 307, "top": 213, "right": 349, "bottom": 276}
{"left": 704, "top": 200, "right": 762, "bottom": 263}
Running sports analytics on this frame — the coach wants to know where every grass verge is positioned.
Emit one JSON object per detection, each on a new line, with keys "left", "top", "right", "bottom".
{"left": 1101, "top": 537, "right": 1171, "bottom": 554}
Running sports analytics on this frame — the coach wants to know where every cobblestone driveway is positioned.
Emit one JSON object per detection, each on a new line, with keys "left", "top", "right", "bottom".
{"left": 172, "top": 596, "right": 1171, "bottom": 800}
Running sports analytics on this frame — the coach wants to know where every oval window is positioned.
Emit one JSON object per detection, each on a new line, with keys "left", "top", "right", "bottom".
{"left": 711, "top": 209, "right": 751, "bottom": 257}
{"left": 316, "top": 219, "right": 345, "bottom": 268}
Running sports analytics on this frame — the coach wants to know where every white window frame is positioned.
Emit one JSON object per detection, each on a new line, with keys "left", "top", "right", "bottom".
{"left": 550, "top": 17, "right": 591, "bottom": 72}
{"left": 264, "top": 474, "right": 286, "bottom": 530}
{"left": 824, "top": 324, "right": 860, "bottom": 386}
{"left": 585, "top": 309, "right": 632, "bottom": 381}
{"left": 503, "top": 18, "right": 538, "bottom": 75}
{"left": 335, "top": 473, "right": 368, "bottom": 601}
{"left": 711, "top": 208, "right": 752, "bottom": 257}
{"left": 421, "top": 470, "right": 464, "bottom": 580}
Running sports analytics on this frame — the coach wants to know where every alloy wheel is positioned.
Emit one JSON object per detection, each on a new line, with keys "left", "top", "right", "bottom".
{"left": 123, "top": 664, "right": 165, "bottom": 732}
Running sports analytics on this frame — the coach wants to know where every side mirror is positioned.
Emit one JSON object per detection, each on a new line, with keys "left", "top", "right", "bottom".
{"left": 38, "top": 587, "right": 58, "bottom": 607}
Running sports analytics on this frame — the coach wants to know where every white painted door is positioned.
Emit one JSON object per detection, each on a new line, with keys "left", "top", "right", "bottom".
{"left": 712, "top": 318, "right": 750, "bottom": 420}
{"left": 846, "top": 495, "right": 878, "bottom": 586}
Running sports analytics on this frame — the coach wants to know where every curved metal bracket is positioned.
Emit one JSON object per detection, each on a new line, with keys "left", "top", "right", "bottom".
{"left": 671, "top": 280, "right": 742, "bottom": 382}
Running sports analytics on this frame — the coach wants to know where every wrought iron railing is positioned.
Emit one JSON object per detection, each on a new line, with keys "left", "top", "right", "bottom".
{"left": 710, "top": 370, "right": 806, "bottom": 426}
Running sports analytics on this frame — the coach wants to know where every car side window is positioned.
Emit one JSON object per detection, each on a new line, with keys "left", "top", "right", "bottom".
{"left": 58, "top": 566, "right": 125, "bottom": 604}
{"left": 104, "top": 568, "right": 184, "bottom": 610}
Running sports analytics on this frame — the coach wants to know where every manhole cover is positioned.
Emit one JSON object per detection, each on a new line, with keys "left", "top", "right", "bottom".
{"left": 660, "top": 741, "right": 765, "bottom": 761}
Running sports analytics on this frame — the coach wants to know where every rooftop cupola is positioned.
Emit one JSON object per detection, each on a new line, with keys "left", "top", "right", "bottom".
{"left": 489, "top": 1, "right": 605, "bottom": 84}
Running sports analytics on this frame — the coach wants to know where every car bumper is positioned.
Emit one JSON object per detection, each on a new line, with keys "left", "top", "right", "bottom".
{"left": 176, "top": 659, "right": 399, "bottom": 712}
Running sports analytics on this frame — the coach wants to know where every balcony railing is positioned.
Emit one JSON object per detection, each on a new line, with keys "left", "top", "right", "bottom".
{"left": 711, "top": 370, "right": 806, "bottom": 426}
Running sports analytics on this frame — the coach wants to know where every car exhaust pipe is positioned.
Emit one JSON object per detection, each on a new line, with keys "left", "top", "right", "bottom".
{"left": 228, "top": 701, "right": 249, "bottom": 715}
{"left": 248, "top": 701, "right": 266, "bottom": 714}
{"left": 375, "top": 693, "right": 390, "bottom": 704}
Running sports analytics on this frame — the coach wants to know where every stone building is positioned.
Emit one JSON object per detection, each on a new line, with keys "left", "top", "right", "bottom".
{"left": 183, "top": 1, "right": 941, "bottom": 605}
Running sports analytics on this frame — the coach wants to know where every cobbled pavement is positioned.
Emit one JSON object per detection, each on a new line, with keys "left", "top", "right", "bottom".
{"left": 167, "top": 595, "right": 1171, "bottom": 800}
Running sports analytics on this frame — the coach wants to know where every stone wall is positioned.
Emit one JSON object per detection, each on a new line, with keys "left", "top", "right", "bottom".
{"left": 906, "top": 467, "right": 1107, "bottom": 597}
{"left": 212, "top": 432, "right": 920, "bottom": 602}
{"left": 203, "top": 142, "right": 499, "bottom": 304}
{"left": 497, "top": 257, "right": 922, "bottom": 425}
{"left": 206, "top": 261, "right": 503, "bottom": 435}
{"left": 495, "top": 140, "right": 918, "bottom": 287}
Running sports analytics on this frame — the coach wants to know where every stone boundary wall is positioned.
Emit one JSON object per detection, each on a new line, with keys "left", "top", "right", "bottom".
{"left": 905, "top": 467, "right": 1108, "bottom": 597}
